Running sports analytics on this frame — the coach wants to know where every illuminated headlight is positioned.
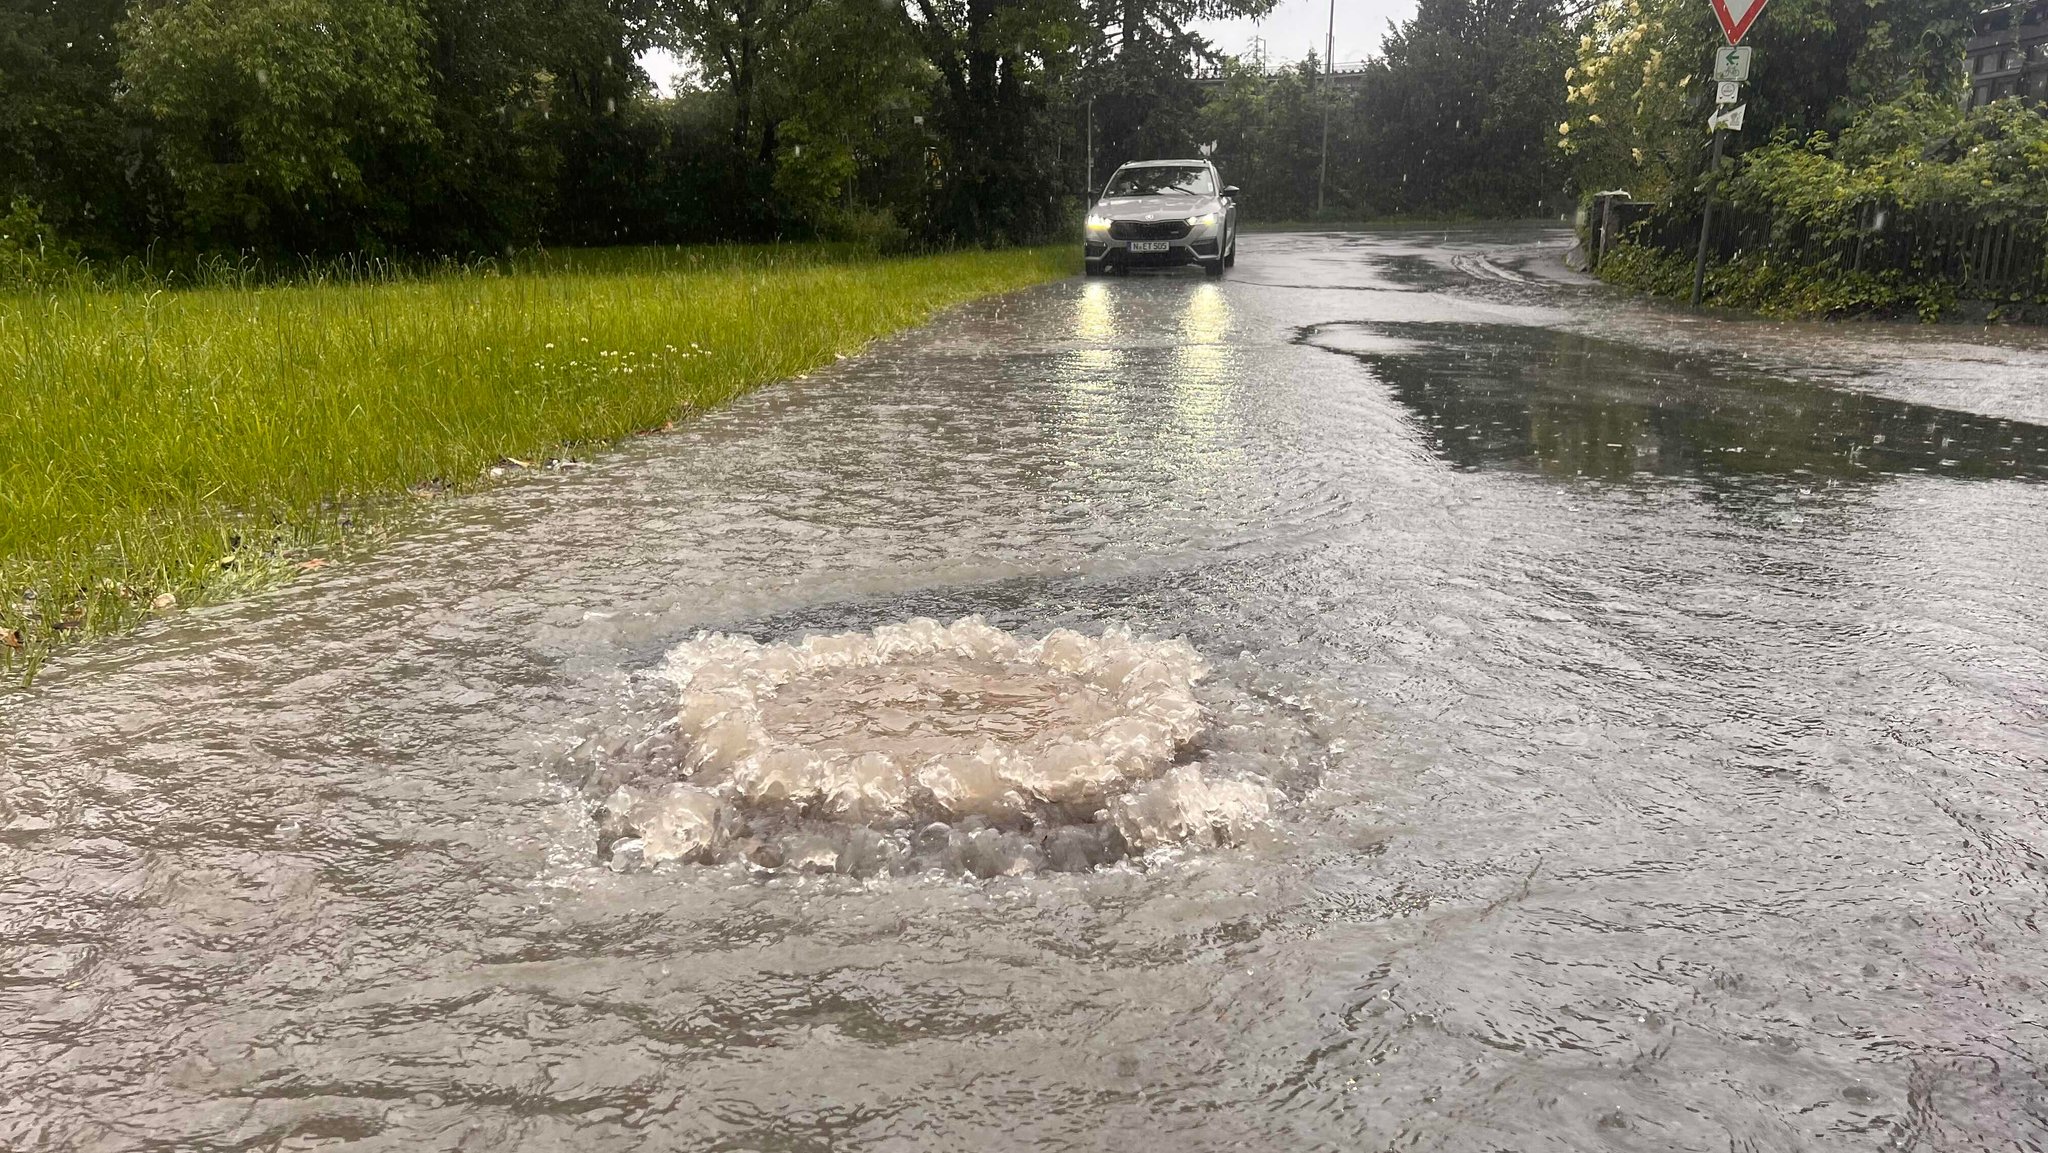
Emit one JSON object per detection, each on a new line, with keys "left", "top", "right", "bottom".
{"left": 1085, "top": 214, "right": 1111, "bottom": 233}
{"left": 1187, "top": 212, "right": 1219, "bottom": 229}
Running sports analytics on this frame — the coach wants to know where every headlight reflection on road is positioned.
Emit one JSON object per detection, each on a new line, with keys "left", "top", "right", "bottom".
{"left": 1076, "top": 278, "right": 1116, "bottom": 343}
{"left": 1176, "top": 282, "right": 1232, "bottom": 380}
{"left": 1055, "top": 279, "right": 1242, "bottom": 470}
{"left": 1055, "top": 279, "right": 1120, "bottom": 408}
{"left": 1170, "top": 282, "right": 1238, "bottom": 459}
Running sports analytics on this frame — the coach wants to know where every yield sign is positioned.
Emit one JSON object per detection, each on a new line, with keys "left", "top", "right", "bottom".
{"left": 1709, "top": 0, "right": 1771, "bottom": 44}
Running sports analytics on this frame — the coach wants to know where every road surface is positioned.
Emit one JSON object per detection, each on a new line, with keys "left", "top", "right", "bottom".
{"left": 6, "top": 228, "right": 2048, "bottom": 1151}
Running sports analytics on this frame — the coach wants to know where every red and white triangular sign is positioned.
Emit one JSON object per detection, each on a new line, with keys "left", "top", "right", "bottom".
{"left": 1709, "top": 0, "right": 1771, "bottom": 44}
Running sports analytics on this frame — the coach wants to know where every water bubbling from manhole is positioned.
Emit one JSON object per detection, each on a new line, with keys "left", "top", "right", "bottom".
{"left": 593, "top": 617, "right": 1273, "bottom": 875}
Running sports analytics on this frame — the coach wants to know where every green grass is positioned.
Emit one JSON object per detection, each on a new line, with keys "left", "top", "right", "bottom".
{"left": 1, "top": 243, "right": 1073, "bottom": 678}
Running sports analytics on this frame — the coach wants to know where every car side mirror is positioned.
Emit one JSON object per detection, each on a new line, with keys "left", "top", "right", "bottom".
{"left": 1222, "top": 185, "right": 1240, "bottom": 199}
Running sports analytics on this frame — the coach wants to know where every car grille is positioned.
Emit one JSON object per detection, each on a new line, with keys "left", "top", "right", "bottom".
{"left": 1110, "top": 219, "right": 1191, "bottom": 241}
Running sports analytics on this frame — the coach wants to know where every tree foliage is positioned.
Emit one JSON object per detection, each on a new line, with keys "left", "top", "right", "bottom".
{"left": 1559, "top": 0, "right": 1977, "bottom": 203}
{"left": 118, "top": 0, "right": 438, "bottom": 250}
{"left": 1196, "top": 0, "right": 1575, "bottom": 220}
{"left": 0, "top": 0, "right": 154, "bottom": 250}
{"left": 1732, "top": 95, "right": 2048, "bottom": 236}
{"left": 1078, "top": 0, "right": 1278, "bottom": 172}
{"left": 27, "top": 0, "right": 1978, "bottom": 259}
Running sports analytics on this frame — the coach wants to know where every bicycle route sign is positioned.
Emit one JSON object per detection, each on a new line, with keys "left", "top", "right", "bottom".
{"left": 1709, "top": 0, "right": 1772, "bottom": 45}
{"left": 1712, "top": 46, "right": 1751, "bottom": 82}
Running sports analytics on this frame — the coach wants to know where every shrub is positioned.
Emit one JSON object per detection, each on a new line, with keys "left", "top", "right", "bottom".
{"left": 0, "top": 198, "right": 85, "bottom": 289}
{"left": 1599, "top": 94, "right": 2048, "bottom": 319}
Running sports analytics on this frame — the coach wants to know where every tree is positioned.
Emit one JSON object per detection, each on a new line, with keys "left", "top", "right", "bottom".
{"left": 900, "top": 0, "right": 1081, "bottom": 242}
{"left": 0, "top": 0, "right": 157, "bottom": 253}
{"left": 1194, "top": 0, "right": 1576, "bottom": 222}
{"left": 1560, "top": 0, "right": 1976, "bottom": 204}
{"left": 1352, "top": 0, "right": 1575, "bottom": 216}
{"left": 649, "top": 0, "right": 932, "bottom": 239}
{"left": 769, "top": 0, "right": 931, "bottom": 235}
{"left": 1195, "top": 58, "right": 1327, "bottom": 218}
{"left": 118, "top": 0, "right": 438, "bottom": 252}
{"left": 1077, "top": 0, "right": 1277, "bottom": 173}
{"left": 655, "top": 0, "right": 813, "bottom": 154}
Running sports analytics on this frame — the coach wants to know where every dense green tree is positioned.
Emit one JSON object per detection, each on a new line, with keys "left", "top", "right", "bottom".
{"left": 649, "top": 0, "right": 931, "bottom": 240}
{"left": 1561, "top": 0, "right": 1976, "bottom": 203}
{"left": 1352, "top": 0, "right": 1573, "bottom": 215}
{"left": 897, "top": 0, "right": 1079, "bottom": 242}
{"left": 655, "top": 0, "right": 811, "bottom": 153}
{"left": 1077, "top": 0, "right": 1277, "bottom": 174}
{"left": 118, "top": 0, "right": 438, "bottom": 251}
{"left": 0, "top": 0, "right": 157, "bottom": 252}
{"left": 769, "top": 0, "right": 931, "bottom": 235}
{"left": 1196, "top": 0, "right": 1574, "bottom": 221}
{"left": 394, "top": 0, "right": 653, "bottom": 251}
{"left": 1195, "top": 58, "right": 1328, "bottom": 217}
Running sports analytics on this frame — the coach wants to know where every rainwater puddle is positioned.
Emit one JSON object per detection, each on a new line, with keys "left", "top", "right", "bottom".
{"left": 1303, "top": 320, "right": 2048, "bottom": 486}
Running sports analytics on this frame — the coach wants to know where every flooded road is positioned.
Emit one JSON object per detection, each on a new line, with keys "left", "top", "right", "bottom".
{"left": 7, "top": 227, "right": 2048, "bottom": 1151}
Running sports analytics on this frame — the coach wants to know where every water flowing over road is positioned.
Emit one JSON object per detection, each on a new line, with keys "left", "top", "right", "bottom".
{"left": 7, "top": 228, "right": 2048, "bottom": 1151}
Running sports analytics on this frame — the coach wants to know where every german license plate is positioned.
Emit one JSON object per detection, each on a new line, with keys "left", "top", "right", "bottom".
{"left": 1129, "top": 240, "right": 1169, "bottom": 253}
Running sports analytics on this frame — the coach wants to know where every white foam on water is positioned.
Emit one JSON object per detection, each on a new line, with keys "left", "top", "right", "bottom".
{"left": 594, "top": 616, "right": 1274, "bottom": 872}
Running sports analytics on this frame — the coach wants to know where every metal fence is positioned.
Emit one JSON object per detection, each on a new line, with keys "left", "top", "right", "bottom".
{"left": 1611, "top": 198, "right": 2048, "bottom": 301}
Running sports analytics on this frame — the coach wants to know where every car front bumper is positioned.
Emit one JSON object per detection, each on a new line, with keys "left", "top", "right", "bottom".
{"left": 1085, "top": 228, "right": 1224, "bottom": 267}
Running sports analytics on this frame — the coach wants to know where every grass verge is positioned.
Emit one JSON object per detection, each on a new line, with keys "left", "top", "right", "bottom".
{"left": 1, "top": 244, "right": 1072, "bottom": 680}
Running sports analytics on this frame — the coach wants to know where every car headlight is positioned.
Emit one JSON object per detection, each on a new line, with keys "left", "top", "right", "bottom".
{"left": 1187, "top": 212, "right": 1219, "bottom": 228}
{"left": 1085, "top": 214, "right": 1110, "bottom": 232}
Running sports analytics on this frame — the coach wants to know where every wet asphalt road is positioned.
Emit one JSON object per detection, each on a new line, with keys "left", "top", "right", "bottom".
{"left": 5, "top": 227, "right": 2048, "bottom": 1151}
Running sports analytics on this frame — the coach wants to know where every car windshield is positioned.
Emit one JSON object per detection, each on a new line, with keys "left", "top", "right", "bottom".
{"left": 1105, "top": 166, "right": 1212, "bottom": 197}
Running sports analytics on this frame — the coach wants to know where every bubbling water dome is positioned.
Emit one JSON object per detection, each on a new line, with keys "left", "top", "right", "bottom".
{"left": 596, "top": 617, "right": 1273, "bottom": 874}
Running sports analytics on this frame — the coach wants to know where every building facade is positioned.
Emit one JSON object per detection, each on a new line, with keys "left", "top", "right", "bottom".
{"left": 1968, "top": 1, "right": 2048, "bottom": 109}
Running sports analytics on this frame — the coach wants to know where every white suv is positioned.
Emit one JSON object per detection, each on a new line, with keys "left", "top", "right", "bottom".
{"left": 1084, "top": 159, "right": 1239, "bottom": 277}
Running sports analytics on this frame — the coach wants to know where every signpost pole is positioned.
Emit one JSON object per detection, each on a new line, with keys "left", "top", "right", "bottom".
{"left": 1692, "top": 1, "right": 1769, "bottom": 306}
{"left": 1691, "top": 126, "right": 1726, "bottom": 307}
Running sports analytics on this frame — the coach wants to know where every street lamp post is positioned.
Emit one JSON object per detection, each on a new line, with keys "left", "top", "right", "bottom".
{"left": 1086, "top": 96, "right": 1095, "bottom": 200}
{"left": 1316, "top": 0, "right": 1333, "bottom": 215}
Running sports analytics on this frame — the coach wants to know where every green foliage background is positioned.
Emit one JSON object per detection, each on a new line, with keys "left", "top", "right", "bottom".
{"left": 1560, "top": 0, "right": 1978, "bottom": 207}
{"left": 1195, "top": 0, "right": 1577, "bottom": 220}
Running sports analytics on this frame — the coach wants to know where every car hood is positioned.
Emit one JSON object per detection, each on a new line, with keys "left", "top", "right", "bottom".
{"left": 1094, "top": 194, "right": 1224, "bottom": 221}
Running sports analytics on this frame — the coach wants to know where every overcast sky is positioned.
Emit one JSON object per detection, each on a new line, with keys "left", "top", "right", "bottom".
{"left": 1193, "top": 0, "right": 1416, "bottom": 68}
{"left": 643, "top": 0, "right": 1417, "bottom": 95}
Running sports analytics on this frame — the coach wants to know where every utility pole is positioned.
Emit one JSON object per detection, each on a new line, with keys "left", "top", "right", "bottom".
{"left": 1316, "top": 0, "right": 1333, "bottom": 215}
{"left": 1085, "top": 96, "right": 1094, "bottom": 198}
